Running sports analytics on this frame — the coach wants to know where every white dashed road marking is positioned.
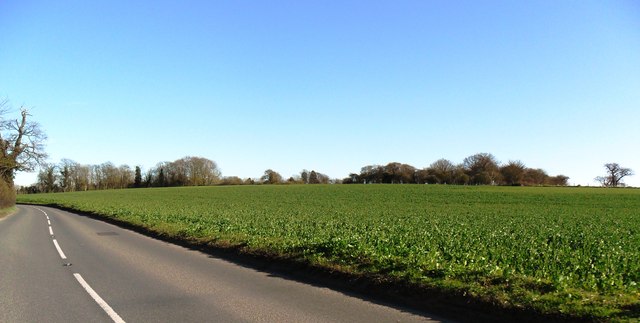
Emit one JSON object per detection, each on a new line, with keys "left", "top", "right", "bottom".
{"left": 33, "top": 206, "right": 126, "bottom": 323}
{"left": 52, "top": 239, "right": 67, "bottom": 260}
{"left": 74, "top": 273, "right": 126, "bottom": 323}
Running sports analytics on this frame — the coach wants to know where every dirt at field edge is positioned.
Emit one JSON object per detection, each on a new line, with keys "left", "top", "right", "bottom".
{"left": 23, "top": 203, "right": 602, "bottom": 323}
{"left": 0, "top": 206, "right": 17, "bottom": 220}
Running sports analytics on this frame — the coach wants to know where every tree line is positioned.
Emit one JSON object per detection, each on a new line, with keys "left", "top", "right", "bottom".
{"left": 24, "top": 159, "right": 335, "bottom": 193}
{"left": 344, "top": 153, "right": 570, "bottom": 186}
{"left": 22, "top": 152, "right": 574, "bottom": 194}
{"left": 224, "top": 153, "right": 569, "bottom": 186}
{"left": 24, "top": 156, "right": 221, "bottom": 193}
{"left": 3, "top": 101, "right": 632, "bottom": 205}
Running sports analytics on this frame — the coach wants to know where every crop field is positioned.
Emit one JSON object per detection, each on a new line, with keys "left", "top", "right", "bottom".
{"left": 18, "top": 185, "right": 640, "bottom": 320}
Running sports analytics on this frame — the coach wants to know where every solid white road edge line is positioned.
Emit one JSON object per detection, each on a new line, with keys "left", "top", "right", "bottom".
{"left": 73, "top": 273, "right": 126, "bottom": 323}
{"left": 52, "top": 239, "right": 67, "bottom": 259}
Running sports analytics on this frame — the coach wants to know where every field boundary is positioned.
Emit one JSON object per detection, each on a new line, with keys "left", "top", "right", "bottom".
{"left": 19, "top": 202, "right": 591, "bottom": 323}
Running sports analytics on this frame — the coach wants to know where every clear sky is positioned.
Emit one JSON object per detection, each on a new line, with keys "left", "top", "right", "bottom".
{"left": 1, "top": 1, "right": 639, "bottom": 187}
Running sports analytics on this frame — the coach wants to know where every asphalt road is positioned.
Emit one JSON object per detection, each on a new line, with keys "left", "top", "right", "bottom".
{"left": 0, "top": 205, "right": 447, "bottom": 322}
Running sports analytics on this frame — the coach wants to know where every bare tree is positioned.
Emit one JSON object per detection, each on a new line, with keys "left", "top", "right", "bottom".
{"left": 220, "top": 176, "right": 244, "bottom": 185}
{"left": 167, "top": 158, "right": 188, "bottom": 186}
{"left": 36, "top": 163, "right": 57, "bottom": 193}
{"left": 117, "top": 164, "right": 133, "bottom": 189}
{"left": 59, "top": 159, "right": 79, "bottom": 192}
{"left": 500, "top": 160, "right": 526, "bottom": 186}
{"left": 308, "top": 170, "right": 319, "bottom": 184}
{"left": 261, "top": 169, "right": 283, "bottom": 184}
{"left": 0, "top": 103, "right": 47, "bottom": 184}
{"left": 343, "top": 173, "right": 360, "bottom": 184}
{"left": 300, "top": 169, "right": 309, "bottom": 184}
{"left": 305, "top": 170, "right": 330, "bottom": 184}
{"left": 100, "top": 162, "right": 118, "bottom": 189}
{"left": 185, "top": 156, "right": 220, "bottom": 186}
{"left": 74, "top": 164, "right": 90, "bottom": 191}
{"left": 149, "top": 157, "right": 220, "bottom": 187}
{"left": 463, "top": 153, "right": 500, "bottom": 185}
{"left": 359, "top": 165, "right": 384, "bottom": 184}
{"left": 523, "top": 168, "right": 548, "bottom": 186}
{"left": 548, "top": 175, "right": 570, "bottom": 186}
{"left": 595, "top": 163, "right": 634, "bottom": 187}
{"left": 428, "top": 159, "right": 456, "bottom": 184}
{"left": 0, "top": 102, "right": 47, "bottom": 206}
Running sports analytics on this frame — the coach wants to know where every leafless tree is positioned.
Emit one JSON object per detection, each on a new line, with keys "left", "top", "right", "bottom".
{"left": 428, "top": 159, "right": 456, "bottom": 184}
{"left": 500, "top": 160, "right": 526, "bottom": 186}
{"left": 0, "top": 102, "right": 47, "bottom": 184}
{"left": 300, "top": 169, "right": 309, "bottom": 184}
{"left": 595, "top": 163, "right": 634, "bottom": 187}
{"left": 0, "top": 101, "right": 47, "bottom": 206}
{"left": 307, "top": 170, "right": 330, "bottom": 184}
{"left": 548, "top": 175, "right": 570, "bottom": 186}
{"left": 262, "top": 169, "right": 283, "bottom": 184}
{"left": 463, "top": 153, "right": 500, "bottom": 185}
{"left": 36, "top": 163, "right": 57, "bottom": 193}
{"left": 59, "top": 159, "right": 78, "bottom": 192}
{"left": 185, "top": 156, "right": 220, "bottom": 186}
{"left": 150, "top": 157, "right": 220, "bottom": 186}
{"left": 523, "top": 168, "right": 548, "bottom": 186}
{"left": 74, "top": 164, "right": 91, "bottom": 191}
{"left": 220, "top": 176, "right": 244, "bottom": 185}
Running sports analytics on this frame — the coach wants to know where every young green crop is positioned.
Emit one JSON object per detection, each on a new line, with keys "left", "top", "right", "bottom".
{"left": 18, "top": 185, "right": 640, "bottom": 320}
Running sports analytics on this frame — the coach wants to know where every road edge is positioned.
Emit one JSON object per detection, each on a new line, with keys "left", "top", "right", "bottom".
{"left": 0, "top": 206, "right": 17, "bottom": 221}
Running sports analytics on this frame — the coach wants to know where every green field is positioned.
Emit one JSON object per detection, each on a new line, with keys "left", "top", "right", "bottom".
{"left": 18, "top": 185, "right": 640, "bottom": 320}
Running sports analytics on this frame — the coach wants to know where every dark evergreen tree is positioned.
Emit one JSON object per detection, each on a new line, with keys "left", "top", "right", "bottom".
{"left": 156, "top": 168, "right": 166, "bottom": 187}
{"left": 134, "top": 166, "right": 142, "bottom": 188}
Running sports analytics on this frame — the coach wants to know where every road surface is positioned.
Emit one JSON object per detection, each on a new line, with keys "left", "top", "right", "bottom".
{"left": 0, "top": 205, "right": 446, "bottom": 322}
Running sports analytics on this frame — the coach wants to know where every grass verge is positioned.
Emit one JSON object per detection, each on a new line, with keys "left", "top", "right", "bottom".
{"left": 0, "top": 206, "right": 17, "bottom": 220}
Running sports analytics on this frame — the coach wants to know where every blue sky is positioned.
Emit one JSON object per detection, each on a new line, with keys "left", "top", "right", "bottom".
{"left": 1, "top": 1, "right": 639, "bottom": 186}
